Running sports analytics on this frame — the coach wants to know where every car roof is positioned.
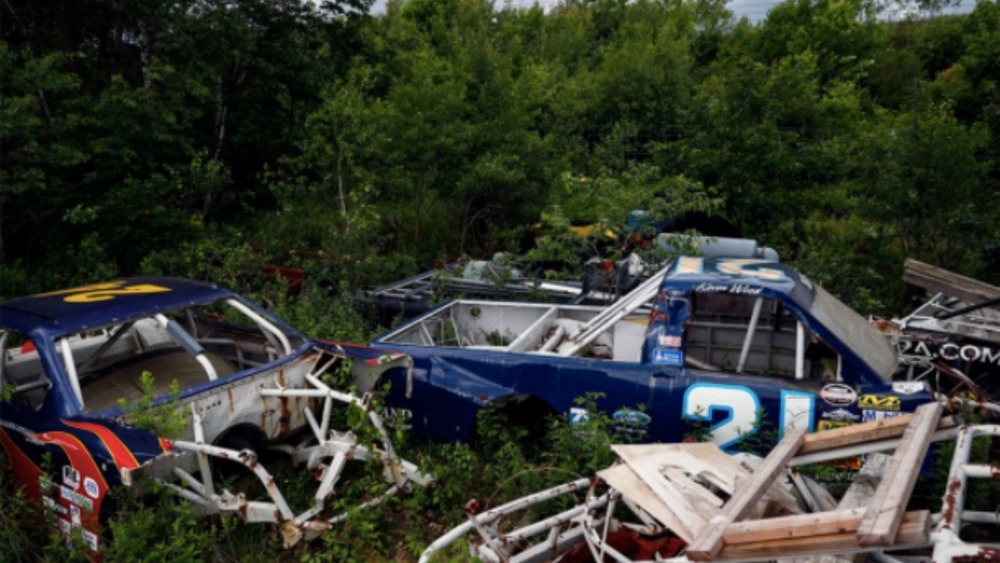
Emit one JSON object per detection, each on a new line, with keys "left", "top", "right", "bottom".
{"left": 0, "top": 277, "right": 234, "bottom": 338}
{"left": 663, "top": 256, "right": 898, "bottom": 381}
{"left": 663, "top": 257, "right": 803, "bottom": 296}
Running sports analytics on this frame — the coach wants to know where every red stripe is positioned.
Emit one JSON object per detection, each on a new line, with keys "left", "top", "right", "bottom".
{"left": 159, "top": 438, "right": 173, "bottom": 452}
{"left": 0, "top": 428, "right": 45, "bottom": 499}
{"left": 35, "top": 431, "right": 108, "bottom": 533}
{"left": 36, "top": 432, "right": 109, "bottom": 493}
{"left": 61, "top": 420, "right": 140, "bottom": 471}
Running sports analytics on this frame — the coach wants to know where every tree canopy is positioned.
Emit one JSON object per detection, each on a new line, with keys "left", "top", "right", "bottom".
{"left": 2, "top": 0, "right": 998, "bottom": 314}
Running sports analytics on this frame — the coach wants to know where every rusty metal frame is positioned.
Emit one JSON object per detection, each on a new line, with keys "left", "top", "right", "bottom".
{"left": 932, "top": 424, "right": 1000, "bottom": 563}
{"left": 419, "top": 477, "right": 599, "bottom": 563}
{"left": 125, "top": 358, "right": 430, "bottom": 548}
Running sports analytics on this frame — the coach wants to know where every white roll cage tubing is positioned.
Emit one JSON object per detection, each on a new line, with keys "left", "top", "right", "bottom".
{"left": 124, "top": 353, "right": 430, "bottom": 548}
{"left": 58, "top": 299, "right": 294, "bottom": 409}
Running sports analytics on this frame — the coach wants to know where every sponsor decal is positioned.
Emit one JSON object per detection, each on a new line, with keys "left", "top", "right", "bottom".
{"left": 569, "top": 407, "right": 590, "bottom": 427}
{"left": 60, "top": 485, "right": 94, "bottom": 512}
{"left": 862, "top": 410, "right": 905, "bottom": 423}
{"left": 820, "top": 384, "right": 857, "bottom": 407}
{"left": 42, "top": 496, "right": 68, "bottom": 516}
{"left": 892, "top": 381, "right": 926, "bottom": 396}
{"left": 613, "top": 409, "right": 652, "bottom": 426}
{"left": 83, "top": 477, "right": 99, "bottom": 499}
{"left": 62, "top": 465, "right": 80, "bottom": 490}
{"left": 693, "top": 282, "right": 763, "bottom": 296}
{"left": 822, "top": 408, "right": 861, "bottom": 422}
{"left": 858, "top": 394, "right": 901, "bottom": 412}
{"left": 81, "top": 529, "right": 99, "bottom": 551}
{"left": 899, "top": 339, "right": 1000, "bottom": 367}
{"left": 652, "top": 348, "right": 684, "bottom": 366}
{"left": 70, "top": 505, "right": 81, "bottom": 527}
{"left": 657, "top": 334, "right": 682, "bottom": 347}
{"left": 379, "top": 407, "right": 413, "bottom": 431}
{"left": 817, "top": 420, "right": 852, "bottom": 431}
{"left": 58, "top": 518, "right": 71, "bottom": 535}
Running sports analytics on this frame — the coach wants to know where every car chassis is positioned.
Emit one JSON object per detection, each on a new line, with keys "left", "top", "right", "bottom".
{"left": 0, "top": 278, "right": 429, "bottom": 551}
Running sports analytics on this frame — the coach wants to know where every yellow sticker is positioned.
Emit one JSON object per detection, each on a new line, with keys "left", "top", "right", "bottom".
{"left": 858, "top": 394, "right": 901, "bottom": 411}
{"left": 817, "top": 420, "right": 852, "bottom": 431}
{"left": 40, "top": 281, "right": 171, "bottom": 303}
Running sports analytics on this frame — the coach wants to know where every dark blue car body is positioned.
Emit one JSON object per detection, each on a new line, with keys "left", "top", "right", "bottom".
{"left": 372, "top": 257, "right": 933, "bottom": 448}
{"left": 0, "top": 277, "right": 406, "bottom": 552}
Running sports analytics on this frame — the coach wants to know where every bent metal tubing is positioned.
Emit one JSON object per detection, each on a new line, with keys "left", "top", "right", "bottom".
{"left": 419, "top": 478, "right": 594, "bottom": 563}
{"left": 124, "top": 364, "right": 430, "bottom": 548}
{"left": 932, "top": 424, "right": 1000, "bottom": 563}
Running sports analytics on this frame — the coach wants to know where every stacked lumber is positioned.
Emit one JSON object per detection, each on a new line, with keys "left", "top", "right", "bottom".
{"left": 600, "top": 403, "right": 950, "bottom": 562}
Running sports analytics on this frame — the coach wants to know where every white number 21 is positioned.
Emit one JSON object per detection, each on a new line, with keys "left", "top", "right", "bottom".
{"left": 683, "top": 383, "right": 814, "bottom": 449}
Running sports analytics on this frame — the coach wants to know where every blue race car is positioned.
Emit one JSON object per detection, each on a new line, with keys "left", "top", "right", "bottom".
{"left": 372, "top": 256, "right": 937, "bottom": 448}
{"left": 0, "top": 278, "right": 426, "bottom": 553}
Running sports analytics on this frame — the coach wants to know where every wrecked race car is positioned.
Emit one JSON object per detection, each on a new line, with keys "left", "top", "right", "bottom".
{"left": 372, "top": 255, "right": 942, "bottom": 449}
{"left": 0, "top": 277, "right": 428, "bottom": 553}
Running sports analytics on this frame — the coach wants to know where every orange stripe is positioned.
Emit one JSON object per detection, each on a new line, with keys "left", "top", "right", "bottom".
{"left": 36, "top": 432, "right": 109, "bottom": 493}
{"left": 61, "top": 420, "right": 140, "bottom": 471}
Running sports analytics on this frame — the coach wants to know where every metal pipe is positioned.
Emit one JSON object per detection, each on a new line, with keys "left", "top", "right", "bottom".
{"left": 59, "top": 338, "right": 84, "bottom": 407}
{"left": 419, "top": 478, "right": 591, "bottom": 563}
{"left": 795, "top": 321, "right": 806, "bottom": 380}
{"left": 737, "top": 297, "right": 764, "bottom": 373}
{"left": 225, "top": 298, "right": 291, "bottom": 356}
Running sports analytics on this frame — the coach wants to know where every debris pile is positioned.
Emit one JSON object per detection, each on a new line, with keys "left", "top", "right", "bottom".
{"left": 423, "top": 403, "right": 999, "bottom": 562}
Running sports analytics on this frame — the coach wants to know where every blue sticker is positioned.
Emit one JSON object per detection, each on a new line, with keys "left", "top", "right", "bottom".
{"left": 613, "top": 409, "right": 652, "bottom": 426}
{"left": 83, "top": 477, "right": 99, "bottom": 499}
{"left": 652, "top": 348, "right": 683, "bottom": 366}
{"left": 569, "top": 407, "right": 590, "bottom": 426}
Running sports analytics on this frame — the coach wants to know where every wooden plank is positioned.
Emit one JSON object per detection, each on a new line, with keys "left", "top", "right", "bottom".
{"left": 715, "top": 510, "right": 930, "bottom": 561}
{"left": 609, "top": 443, "right": 755, "bottom": 542}
{"left": 807, "top": 452, "right": 891, "bottom": 563}
{"left": 597, "top": 464, "right": 705, "bottom": 544}
{"left": 686, "top": 427, "right": 808, "bottom": 561}
{"left": 800, "top": 415, "right": 956, "bottom": 454}
{"left": 613, "top": 443, "right": 747, "bottom": 491}
{"left": 723, "top": 508, "right": 865, "bottom": 545}
{"left": 903, "top": 258, "right": 1000, "bottom": 305}
{"left": 662, "top": 467, "right": 725, "bottom": 508}
{"left": 856, "top": 402, "right": 942, "bottom": 546}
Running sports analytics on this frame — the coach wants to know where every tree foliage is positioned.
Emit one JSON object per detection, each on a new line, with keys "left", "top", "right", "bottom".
{"left": 3, "top": 0, "right": 1000, "bottom": 559}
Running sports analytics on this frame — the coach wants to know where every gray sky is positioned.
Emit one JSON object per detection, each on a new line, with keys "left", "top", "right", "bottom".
{"left": 368, "top": 0, "right": 781, "bottom": 21}
{"left": 370, "top": 0, "right": 976, "bottom": 23}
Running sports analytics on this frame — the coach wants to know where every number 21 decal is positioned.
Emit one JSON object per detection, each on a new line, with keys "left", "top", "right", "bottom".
{"left": 683, "top": 383, "right": 814, "bottom": 449}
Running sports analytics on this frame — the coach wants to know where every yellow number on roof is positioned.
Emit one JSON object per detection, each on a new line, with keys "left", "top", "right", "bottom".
{"left": 39, "top": 281, "right": 171, "bottom": 303}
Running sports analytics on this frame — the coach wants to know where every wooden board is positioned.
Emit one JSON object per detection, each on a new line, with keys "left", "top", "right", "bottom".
{"left": 715, "top": 510, "right": 931, "bottom": 561}
{"left": 856, "top": 402, "right": 942, "bottom": 546}
{"left": 723, "top": 508, "right": 865, "bottom": 545}
{"left": 799, "top": 414, "right": 956, "bottom": 454}
{"left": 685, "top": 427, "right": 808, "bottom": 561}
{"left": 597, "top": 463, "right": 705, "bottom": 544}
{"left": 609, "top": 443, "right": 747, "bottom": 540}
{"left": 903, "top": 258, "right": 1000, "bottom": 305}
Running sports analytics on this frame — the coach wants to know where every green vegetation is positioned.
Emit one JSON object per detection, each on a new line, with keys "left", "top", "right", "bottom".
{"left": 3, "top": 0, "right": 998, "bottom": 312}
{"left": 3, "top": 0, "right": 1000, "bottom": 559}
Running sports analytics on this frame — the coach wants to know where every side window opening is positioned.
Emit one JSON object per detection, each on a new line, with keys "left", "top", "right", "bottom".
{"left": 0, "top": 329, "right": 50, "bottom": 410}
{"left": 65, "top": 299, "right": 306, "bottom": 413}
{"left": 686, "top": 292, "right": 840, "bottom": 383}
